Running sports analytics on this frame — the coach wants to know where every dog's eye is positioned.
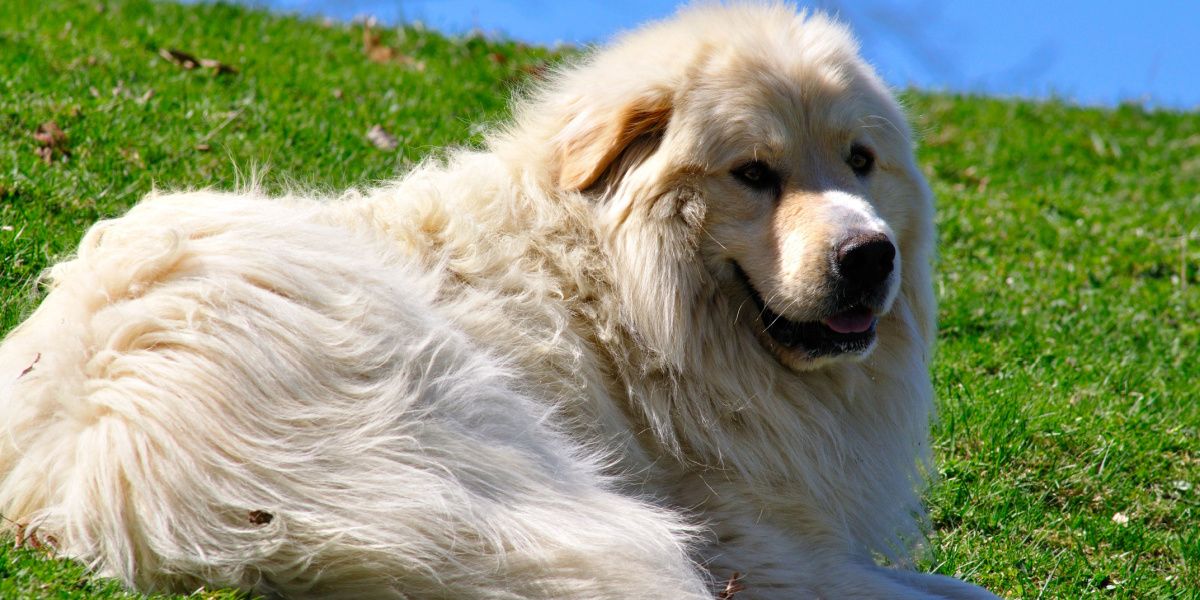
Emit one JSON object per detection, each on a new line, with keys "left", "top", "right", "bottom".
{"left": 847, "top": 144, "right": 874, "bottom": 177}
{"left": 731, "top": 161, "right": 780, "bottom": 193}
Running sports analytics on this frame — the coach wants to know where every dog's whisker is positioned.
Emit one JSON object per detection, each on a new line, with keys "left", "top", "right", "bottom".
{"left": 704, "top": 229, "right": 729, "bottom": 251}
{"left": 734, "top": 298, "right": 750, "bottom": 324}
{"left": 860, "top": 114, "right": 905, "bottom": 138}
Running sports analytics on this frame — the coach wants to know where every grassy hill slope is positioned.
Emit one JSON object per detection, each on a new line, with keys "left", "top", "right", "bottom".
{"left": 1, "top": 1, "right": 1197, "bottom": 597}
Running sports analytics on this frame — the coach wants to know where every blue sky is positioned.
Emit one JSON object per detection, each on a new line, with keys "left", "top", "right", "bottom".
{"left": 228, "top": 0, "right": 1199, "bottom": 110}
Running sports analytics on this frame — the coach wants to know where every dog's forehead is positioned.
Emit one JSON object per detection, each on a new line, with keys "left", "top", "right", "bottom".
{"left": 684, "top": 56, "right": 894, "bottom": 163}
{"left": 592, "top": 6, "right": 913, "bottom": 167}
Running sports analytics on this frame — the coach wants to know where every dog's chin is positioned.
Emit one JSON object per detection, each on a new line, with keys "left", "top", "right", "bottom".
{"left": 732, "top": 263, "right": 881, "bottom": 372}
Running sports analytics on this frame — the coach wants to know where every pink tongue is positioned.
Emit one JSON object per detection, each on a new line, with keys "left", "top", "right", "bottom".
{"left": 822, "top": 309, "right": 876, "bottom": 334}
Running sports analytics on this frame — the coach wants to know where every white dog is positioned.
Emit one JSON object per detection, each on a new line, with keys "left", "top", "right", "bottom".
{"left": 0, "top": 4, "right": 999, "bottom": 598}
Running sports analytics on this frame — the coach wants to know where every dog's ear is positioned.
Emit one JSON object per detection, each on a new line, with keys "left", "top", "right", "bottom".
{"left": 554, "top": 91, "right": 672, "bottom": 191}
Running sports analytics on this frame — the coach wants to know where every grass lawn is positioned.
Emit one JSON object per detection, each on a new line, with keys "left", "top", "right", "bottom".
{"left": 1, "top": 0, "right": 1197, "bottom": 597}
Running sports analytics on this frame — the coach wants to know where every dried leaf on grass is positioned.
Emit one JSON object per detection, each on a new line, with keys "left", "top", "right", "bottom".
{"left": 362, "top": 19, "right": 425, "bottom": 70}
{"left": 198, "top": 57, "right": 237, "bottom": 75}
{"left": 120, "top": 147, "right": 145, "bottom": 168}
{"left": 522, "top": 63, "right": 548, "bottom": 79}
{"left": 159, "top": 47, "right": 199, "bottom": 68}
{"left": 362, "top": 17, "right": 391, "bottom": 62}
{"left": 33, "top": 123, "right": 66, "bottom": 147}
{"left": 14, "top": 521, "right": 59, "bottom": 552}
{"left": 159, "top": 48, "right": 237, "bottom": 75}
{"left": 33, "top": 122, "right": 69, "bottom": 164}
{"left": 367, "top": 124, "right": 399, "bottom": 151}
{"left": 365, "top": 41, "right": 396, "bottom": 63}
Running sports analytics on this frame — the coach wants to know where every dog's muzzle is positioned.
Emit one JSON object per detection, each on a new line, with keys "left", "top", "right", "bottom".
{"left": 735, "top": 230, "right": 897, "bottom": 361}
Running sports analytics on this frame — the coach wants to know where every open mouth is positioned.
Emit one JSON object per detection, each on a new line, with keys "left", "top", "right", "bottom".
{"left": 733, "top": 263, "right": 878, "bottom": 359}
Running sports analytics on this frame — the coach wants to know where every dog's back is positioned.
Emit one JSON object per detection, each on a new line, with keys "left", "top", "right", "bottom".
{"left": 0, "top": 191, "right": 705, "bottom": 597}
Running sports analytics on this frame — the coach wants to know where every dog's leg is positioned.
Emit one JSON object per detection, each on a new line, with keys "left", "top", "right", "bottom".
{"left": 703, "top": 540, "right": 959, "bottom": 598}
{"left": 0, "top": 192, "right": 708, "bottom": 599}
{"left": 694, "top": 498, "right": 984, "bottom": 600}
{"left": 878, "top": 568, "right": 1002, "bottom": 600}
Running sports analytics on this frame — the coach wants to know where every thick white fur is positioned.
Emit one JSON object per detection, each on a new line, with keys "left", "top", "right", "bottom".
{"left": 0, "top": 4, "right": 998, "bottom": 599}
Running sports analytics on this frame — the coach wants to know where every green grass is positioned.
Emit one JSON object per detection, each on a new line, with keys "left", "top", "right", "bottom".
{"left": 0, "top": 1, "right": 1196, "bottom": 598}
{"left": 912, "top": 93, "right": 1200, "bottom": 597}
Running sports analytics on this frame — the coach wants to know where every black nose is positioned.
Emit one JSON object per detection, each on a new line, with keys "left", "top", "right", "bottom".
{"left": 836, "top": 233, "right": 895, "bottom": 291}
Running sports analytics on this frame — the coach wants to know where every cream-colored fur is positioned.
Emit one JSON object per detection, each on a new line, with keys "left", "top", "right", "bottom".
{"left": 0, "top": 4, "right": 998, "bottom": 599}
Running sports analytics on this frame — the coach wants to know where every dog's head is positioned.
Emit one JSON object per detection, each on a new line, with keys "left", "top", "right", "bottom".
{"left": 510, "top": 4, "right": 935, "bottom": 373}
